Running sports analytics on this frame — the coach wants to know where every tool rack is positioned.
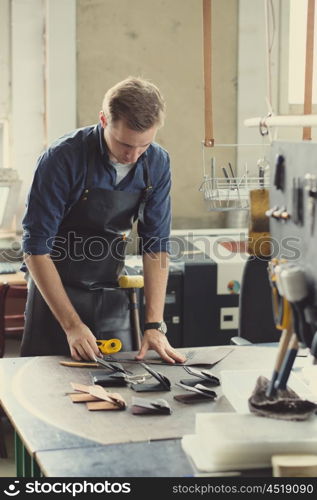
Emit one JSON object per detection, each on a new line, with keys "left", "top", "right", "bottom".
{"left": 269, "top": 140, "right": 317, "bottom": 355}
{"left": 199, "top": 174, "right": 270, "bottom": 211}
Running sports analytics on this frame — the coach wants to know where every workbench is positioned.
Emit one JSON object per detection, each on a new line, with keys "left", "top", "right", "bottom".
{"left": 0, "top": 345, "right": 284, "bottom": 477}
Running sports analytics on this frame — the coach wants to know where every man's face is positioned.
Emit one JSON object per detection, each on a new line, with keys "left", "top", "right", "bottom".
{"left": 99, "top": 112, "right": 158, "bottom": 164}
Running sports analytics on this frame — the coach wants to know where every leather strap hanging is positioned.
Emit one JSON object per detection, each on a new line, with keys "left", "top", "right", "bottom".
{"left": 303, "top": 0, "right": 315, "bottom": 140}
{"left": 203, "top": 0, "right": 214, "bottom": 147}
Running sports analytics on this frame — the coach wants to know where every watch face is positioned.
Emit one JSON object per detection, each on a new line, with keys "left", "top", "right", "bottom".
{"left": 159, "top": 322, "right": 167, "bottom": 334}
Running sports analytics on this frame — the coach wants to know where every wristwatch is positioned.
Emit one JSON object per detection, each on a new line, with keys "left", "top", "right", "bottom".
{"left": 144, "top": 321, "right": 167, "bottom": 335}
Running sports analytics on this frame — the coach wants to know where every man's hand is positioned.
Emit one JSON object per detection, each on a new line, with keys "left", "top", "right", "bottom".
{"left": 135, "top": 330, "right": 187, "bottom": 364}
{"left": 65, "top": 322, "right": 102, "bottom": 361}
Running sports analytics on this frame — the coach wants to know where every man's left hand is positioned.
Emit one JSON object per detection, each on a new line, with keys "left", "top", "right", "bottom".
{"left": 135, "top": 330, "right": 187, "bottom": 364}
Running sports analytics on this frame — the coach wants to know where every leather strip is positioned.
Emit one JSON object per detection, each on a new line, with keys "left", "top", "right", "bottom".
{"left": 303, "top": 0, "right": 315, "bottom": 140}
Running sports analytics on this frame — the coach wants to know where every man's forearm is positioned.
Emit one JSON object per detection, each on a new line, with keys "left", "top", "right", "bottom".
{"left": 24, "top": 254, "right": 82, "bottom": 331}
{"left": 142, "top": 252, "right": 169, "bottom": 322}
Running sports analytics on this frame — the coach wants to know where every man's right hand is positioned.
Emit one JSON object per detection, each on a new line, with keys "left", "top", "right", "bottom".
{"left": 65, "top": 322, "right": 102, "bottom": 361}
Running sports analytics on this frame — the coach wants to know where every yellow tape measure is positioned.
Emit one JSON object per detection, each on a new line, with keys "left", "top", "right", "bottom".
{"left": 96, "top": 338, "right": 122, "bottom": 354}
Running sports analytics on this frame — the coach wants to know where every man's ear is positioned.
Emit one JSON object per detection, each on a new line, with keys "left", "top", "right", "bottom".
{"left": 99, "top": 111, "right": 107, "bottom": 128}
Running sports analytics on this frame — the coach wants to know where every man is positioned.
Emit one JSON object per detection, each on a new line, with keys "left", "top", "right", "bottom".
{"left": 21, "top": 76, "right": 185, "bottom": 364}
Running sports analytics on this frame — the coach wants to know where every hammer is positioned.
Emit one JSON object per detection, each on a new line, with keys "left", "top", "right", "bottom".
{"left": 118, "top": 274, "right": 144, "bottom": 350}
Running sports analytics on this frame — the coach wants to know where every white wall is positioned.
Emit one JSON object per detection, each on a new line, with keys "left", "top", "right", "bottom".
{"left": 237, "top": 0, "right": 317, "bottom": 152}
{"left": 237, "top": 0, "right": 280, "bottom": 175}
{"left": 76, "top": 0, "right": 238, "bottom": 229}
{"left": 1, "top": 0, "right": 76, "bottom": 230}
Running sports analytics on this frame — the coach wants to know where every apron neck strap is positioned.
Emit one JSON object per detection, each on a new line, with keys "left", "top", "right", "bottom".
{"left": 85, "top": 125, "right": 99, "bottom": 190}
{"left": 136, "top": 153, "right": 153, "bottom": 223}
{"left": 85, "top": 126, "right": 153, "bottom": 223}
{"left": 142, "top": 152, "right": 153, "bottom": 201}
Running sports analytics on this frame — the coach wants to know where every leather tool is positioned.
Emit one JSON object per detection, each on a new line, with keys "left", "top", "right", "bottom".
{"left": 91, "top": 369, "right": 151, "bottom": 387}
{"left": 279, "top": 266, "right": 312, "bottom": 348}
{"left": 118, "top": 274, "right": 144, "bottom": 350}
{"left": 273, "top": 267, "right": 311, "bottom": 392}
{"left": 95, "top": 357, "right": 132, "bottom": 375}
{"left": 174, "top": 381, "right": 217, "bottom": 404}
{"left": 274, "top": 333, "right": 299, "bottom": 391}
{"left": 130, "top": 362, "right": 171, "bottom": 392}
{"left": 266, "top": 261, "right": 296, "bottom": 397}
{"left": 180, "top": 366, "right": 220, "bottom": 387}
{"left": 60, "top": 361, "right": 99, "bottom": 368}
{"left": 96, "top": 338, "right": 122, "bottom": 355}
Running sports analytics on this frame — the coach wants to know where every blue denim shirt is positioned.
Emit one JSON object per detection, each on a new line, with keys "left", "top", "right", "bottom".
{"left": 22, "top": 123, "right": 171, "bottom": 256}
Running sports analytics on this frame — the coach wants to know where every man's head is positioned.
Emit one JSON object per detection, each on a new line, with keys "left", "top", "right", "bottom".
{"left": 99, "top": 77, "right": 166, "bottom": 164}
{"left": 101, "top": 76, "right": 166, "bottom": 131}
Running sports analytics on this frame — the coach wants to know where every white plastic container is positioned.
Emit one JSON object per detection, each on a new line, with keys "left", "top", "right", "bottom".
{"left": 182, "top": 412, "right": 317, "bottom": 472}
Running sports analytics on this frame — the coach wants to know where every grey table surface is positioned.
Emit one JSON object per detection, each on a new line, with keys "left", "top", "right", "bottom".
{"left": 0, "top": 345, "right": 280, "bottom": 477}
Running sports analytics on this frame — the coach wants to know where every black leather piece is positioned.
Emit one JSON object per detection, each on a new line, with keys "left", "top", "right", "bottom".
{"left": 131, "top": 383, "right": 170, "bottom": 392}
{"left": 179, "top": 378, "right": 219, "bottom": 387}
{"left": 175, "top": 381, "right": 217, "bottom": 399}
{"left": 131, "top": 397, "right": 172, "bottom": 415}
{"left": 92, "top": 373, "right": 127, "bottom": 387}
{"left": 182, "top": 366, "right": 220, "bottom": 385}
{"left": 174, "top": 393, "right": 214, "bottom": 404}
{"left": 139, "top": 363, "right": 171, "bottom": 390}
{"left": 130, "top": 363, "right": 171, "bottom": 392}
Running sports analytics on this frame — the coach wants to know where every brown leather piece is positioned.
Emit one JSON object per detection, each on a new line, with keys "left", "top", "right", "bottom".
{"left": 87, "top": 401, "right": 122, "bottom": 411}
{"left": 69, "top": 393, "right": 100, "bottom": 403}
{"left": 69, "top": 382, "right": 126, "bottom": 411}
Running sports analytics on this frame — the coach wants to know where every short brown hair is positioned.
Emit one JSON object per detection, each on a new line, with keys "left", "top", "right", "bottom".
{"left": 102, "top": 77, "right": 166, "bottom": 131}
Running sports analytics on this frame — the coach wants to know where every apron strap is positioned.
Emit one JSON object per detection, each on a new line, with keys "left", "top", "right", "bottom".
{"left": 135, "top": 152, "right": 153, "bottom": 222}
{"left": 84, "top": 125, "right": 99, "bottom": 191}
{"left": 85, "top": 125, "right": 152, "bottom": 223}
{"left": 142, "top": 152, "right": 153, "bottom": 200}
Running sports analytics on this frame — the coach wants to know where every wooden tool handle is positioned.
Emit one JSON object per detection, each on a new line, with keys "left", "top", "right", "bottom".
{"left": 59, "top": 361, "right": 98, "bottom": 367}
{"left": 273, "top": 326, "right": 293, "bottom": 372}
{"left": 130, "top": 290, "right": 142, "bottom": 350}
{"left": 118, "top": 275, "right": 144, "bottom": 289}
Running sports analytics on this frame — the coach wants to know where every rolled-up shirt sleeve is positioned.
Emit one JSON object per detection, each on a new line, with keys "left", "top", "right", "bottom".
{"left": 22, "top": 150, "right": 72, "bottom": 255}
{"left": 137, "top": 150, "right": 171, "bottom": 254}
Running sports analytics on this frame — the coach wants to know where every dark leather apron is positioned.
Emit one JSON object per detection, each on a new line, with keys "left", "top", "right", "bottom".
{"left": 21, "top": 127, "right": 152, "bottom": 356}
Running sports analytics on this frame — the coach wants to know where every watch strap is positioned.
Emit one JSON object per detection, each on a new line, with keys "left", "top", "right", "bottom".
{"left": 144, "top": 322, "right": 161, "bottom": 330}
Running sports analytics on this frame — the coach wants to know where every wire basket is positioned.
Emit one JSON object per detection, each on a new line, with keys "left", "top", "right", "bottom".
{"left": 199, "top": 174, "right": 270, "bottom": 211}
